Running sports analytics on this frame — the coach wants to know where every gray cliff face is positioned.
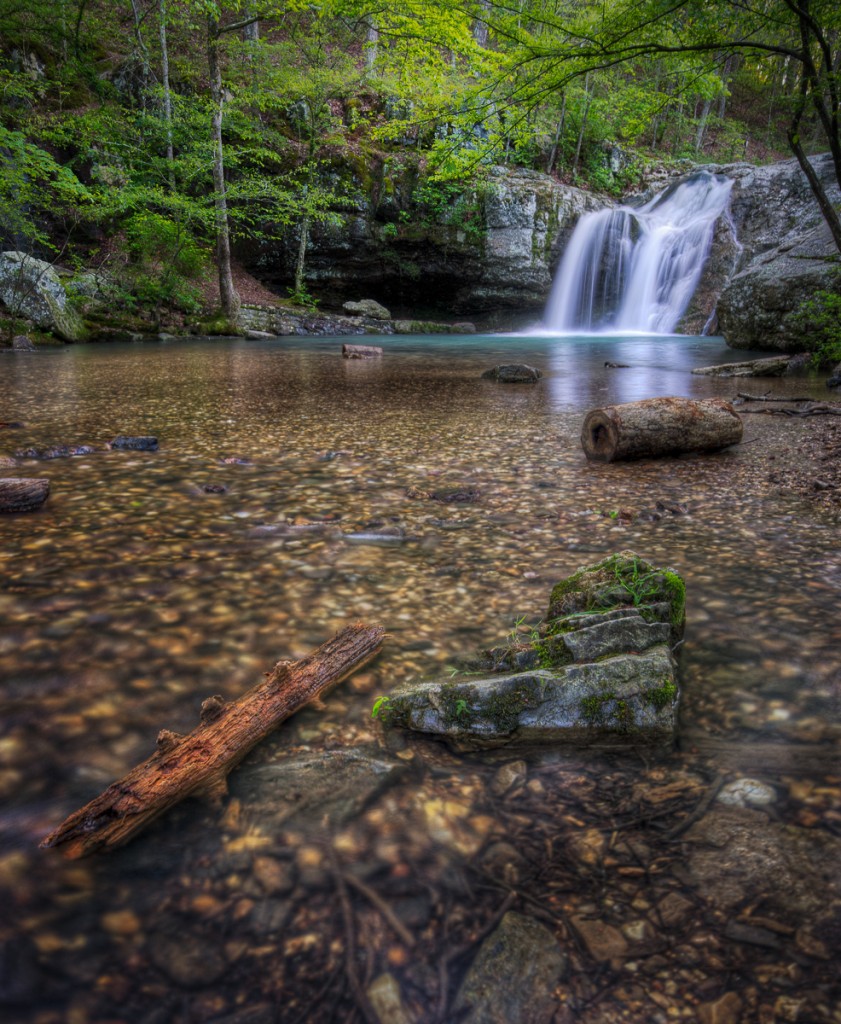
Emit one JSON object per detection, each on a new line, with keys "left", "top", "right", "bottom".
{"left": 710, "top": 154, "right": 840, "bottom": 351}
{"left": 244, "top": 167, "right": 604, "bottom": 322}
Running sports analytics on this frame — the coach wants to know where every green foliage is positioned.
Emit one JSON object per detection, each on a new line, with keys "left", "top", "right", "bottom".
{"left": 0, "top": 125, "right": 93, "bottom": 250}
{"left": 371, "top": 695, "right": 392, "bottom": 720}
{"left": 123, "top": 212, "right": 207, "bottom": 315}
{"left": 412, "top": 179, "right": 487, "bottom": 243}
{"left": 286, "top": 284, "right": 318, "bottom": 309}
{"left": 792, "top": 288, "right": 841, "bottom": 366}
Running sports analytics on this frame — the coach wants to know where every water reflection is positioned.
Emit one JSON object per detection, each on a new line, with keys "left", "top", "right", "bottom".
{"left": 0, "top": 336, "right": 839, "bottom": 1023}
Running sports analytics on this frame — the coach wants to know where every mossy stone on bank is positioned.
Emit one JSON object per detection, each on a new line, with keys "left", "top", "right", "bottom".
{"left": 381, "top": 551, "right": 684, "bottom": 750}
{"left": 547, "top": 550, "right": 685, "bottom": 642}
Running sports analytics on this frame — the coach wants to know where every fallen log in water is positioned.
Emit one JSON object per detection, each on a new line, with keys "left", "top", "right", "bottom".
{"left": 342, "top": 343, "right": 383, "bottom": 359}
{"left": 581, "top": 397, "right": 743, "bottom": 463}
{"left": 0, "top": 477, "right": 50, "bottom": 513}
{"left": 40, "top": 623, "right": 386, "bottom": 858}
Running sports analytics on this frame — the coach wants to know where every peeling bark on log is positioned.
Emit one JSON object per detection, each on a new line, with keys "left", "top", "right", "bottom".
{"left": 0, "top": 477, "right": 49, "bottom": 513}
{"left": 40, "top": 623, "right": 386, "bottom": 858}
{"left": 581, "top": 397, "right": 743, "bottom": 463}
{"left": 342, "top": 344, "right": 383, "bottom": 359}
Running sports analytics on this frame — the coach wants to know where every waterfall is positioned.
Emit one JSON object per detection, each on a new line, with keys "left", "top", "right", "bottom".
{"left": 544, "top": 172, "right": 734, "bottom": 334}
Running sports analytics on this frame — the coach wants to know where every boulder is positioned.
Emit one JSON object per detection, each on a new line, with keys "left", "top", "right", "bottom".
{"left": 342, "top": 298, "right": 391, "bottom": 320}
{"left": 710, "top": 154, "right": 841, "bottom": 352}
{"left": 453, "top": 912, "right": 567, "bottom": 1024}
{"left": 235, "top": 305, "right": 299, "bottom": 337}
{"left": 481, "top": 363, "right": 542, "bottom": 383}
{"left": 382, "top": 552, "right": 684, "bottom": 748}
{"left": 716, "top": 231, "right": 839, "bottom": 352}
{"left": 0, "top": 251, "right": 87, "bottom": 342}
{"left": 231, "top": 748, "right": 407, "bottom": 833}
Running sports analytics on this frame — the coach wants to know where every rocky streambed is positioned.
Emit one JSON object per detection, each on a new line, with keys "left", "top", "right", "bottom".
{"left": 1, "top": 335, "right": 839, "bottom": 1024}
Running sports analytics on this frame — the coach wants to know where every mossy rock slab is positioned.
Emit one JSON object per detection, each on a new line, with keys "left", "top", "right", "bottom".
{"left": 547, "top": 550, "right": 685, "bottom": 643}
{"left": 385, "top": 646, "right": 678, "bottom": 748}
{"left": 383, "top": 551, "right": 684, "bottom": 749}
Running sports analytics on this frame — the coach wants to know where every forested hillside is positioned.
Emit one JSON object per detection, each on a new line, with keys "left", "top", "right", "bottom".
{"left": 1, "top": 0, "right": 839, "bottom": 330}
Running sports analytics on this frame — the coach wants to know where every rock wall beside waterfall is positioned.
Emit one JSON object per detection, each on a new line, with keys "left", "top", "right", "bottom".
{"left": 711, "top": 154, "right": 840, "bottom": 351}
{"left": 242, "top": 167, "right": 604, "bottom": 322}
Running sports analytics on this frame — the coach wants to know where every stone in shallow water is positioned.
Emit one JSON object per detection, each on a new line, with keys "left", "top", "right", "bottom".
{"left": 481, "top": 363, "right": 542, "bottom": 383}
{"left": 384, "top": 551, "right": 683, "bottom": 748}
{"left": 109, "top": 435, "right": 158, "bottom": 451}
{"left": 148, "top": 923, "right": 229, "bottom": 987}
{"left": 232, "top": 747, "right": 406, "bottom": 832}
{"left": 15, "top": 444, "right": 95, "bottom": 459}
{"left": 685, "top": 807, "right": 841, "bottom": 917}
{"left": 716, "top": 778, "right": 777, "bottom": 808}
{"left": 453, "top": 911, "right": 566, "bottom": 1024}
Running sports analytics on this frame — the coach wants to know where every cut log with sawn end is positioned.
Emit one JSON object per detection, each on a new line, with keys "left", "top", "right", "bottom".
{"left": 581, "top": 397, "right": 743, "bottom": 463}
{"left": 40, "top": 622, "right": 386, "bottom": 859}
{"left": 0, "top": 477, "right": 50, "bottom": 513}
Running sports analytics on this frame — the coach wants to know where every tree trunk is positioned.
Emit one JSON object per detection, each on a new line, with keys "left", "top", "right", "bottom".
{"left": 40, "top": 623, "right": 386, "bottom": 858}
{"left": 129, "top": 0, "right": 151, "bottom": 103}
{"left": 581, "top": 397, "right": 743, "bottom": 463}
{"left": 294, "top": 209, "right": 310, "bottom": 297}
{"left": 0, "top": 477, "right": 50, "bottom": 513}
{"left": 159, "top": 0, "right": 174, "bottom": 179}
{"left": 694, "top": 98, "right": 712, "bottom": 153}
{"left": 572, "top": 74, "right": 591, "bottom": 176}
{"left": 364, "top": 15, "right": 379, "bottom": 70}
{"left": 546, "top": 93, "right": 566, "bottom": 174}
{"left": 207, "top": 16, "right": 240, "bottom": 318}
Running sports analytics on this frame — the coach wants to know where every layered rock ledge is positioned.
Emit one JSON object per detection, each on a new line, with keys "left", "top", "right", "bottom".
{"left": 382, "top": 551, "right": 685, "bottom": 749}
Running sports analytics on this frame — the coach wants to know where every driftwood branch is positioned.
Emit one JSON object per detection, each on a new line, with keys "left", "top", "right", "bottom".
{"left": 739, "top": 404, "right": 841, "bottom": 417}
{"left": 41, "top": 623, "right": 386, "bottom": 858}
{"left": 735, "top": 393, "right": 816, "bottom": 403}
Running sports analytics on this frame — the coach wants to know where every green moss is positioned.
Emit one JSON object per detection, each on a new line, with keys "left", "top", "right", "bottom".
{"left": 661, "top": 570, "right": 686, "bottom": 628}
{"left": 579, "top": 690, "right": 635, "bottom": 732}
{"left": 440, "top": 684, "right": 478, "bottom": 725}
{"left": 482, "top": 677, "right": 547, "bottom": 732}
{"left": 548, "top": 552, "right": 685, "bottom": 634}
{"left": 194, "top": 316, "right": 244, "bottom": 337}
{"left": 644, "top": 678, "right": 678, "bottom": 710}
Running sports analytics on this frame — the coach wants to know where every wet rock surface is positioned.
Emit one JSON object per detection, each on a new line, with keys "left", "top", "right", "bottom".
{"left": 481, "top": 363, "right": 543, "bottom": 383}
{"left": 385, "top": 553, "right": 683, "bottom": 747}
{"left": 108, "top": 435, "right": 159, "bottom": 451}
{"left": 0, "top": 250, "right": 87, "bottom": 342}
{"left": 453, "top": 911, "right": 567, "bottom": 1023}
{"left": 712, "top": 155, "right": 841, "bottom": 352}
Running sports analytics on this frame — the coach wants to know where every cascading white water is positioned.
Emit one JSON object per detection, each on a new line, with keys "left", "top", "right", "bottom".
{"left": 544, "top": 172, "right": 734, "bottom": 334}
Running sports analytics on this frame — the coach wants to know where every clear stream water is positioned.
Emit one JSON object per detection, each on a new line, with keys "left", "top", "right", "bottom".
{"left": 1, "top": 335, "right": 839, "bottom": 1022}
